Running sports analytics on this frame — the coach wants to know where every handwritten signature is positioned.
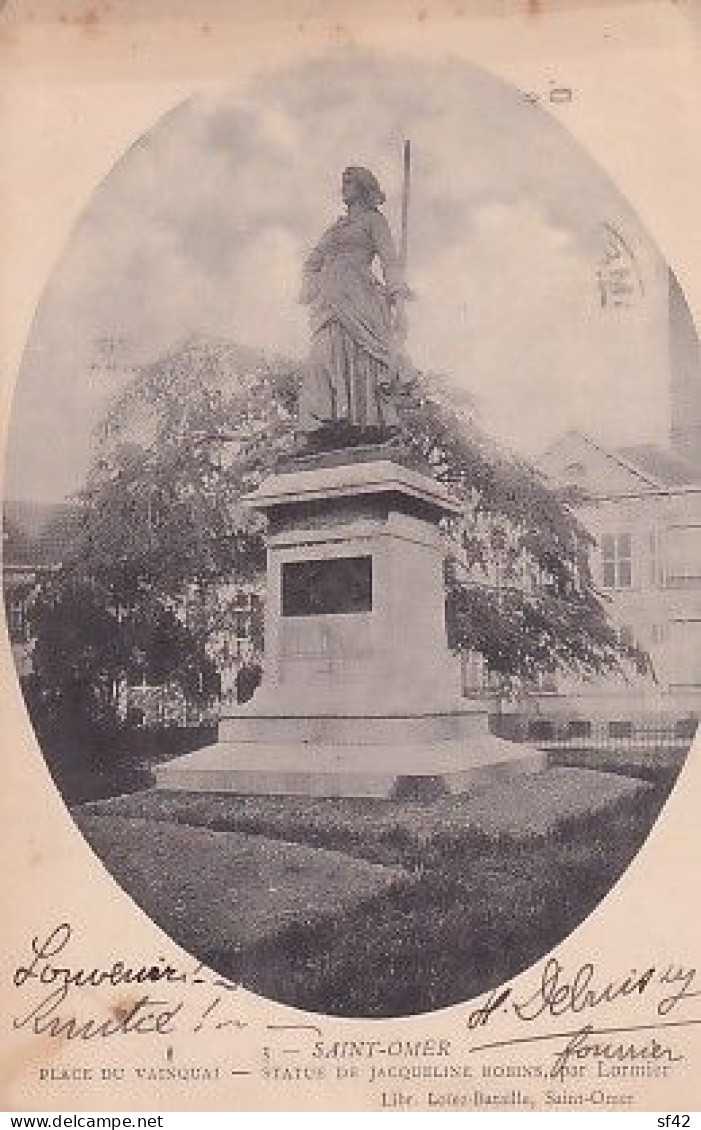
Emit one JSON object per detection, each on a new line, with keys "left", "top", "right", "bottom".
{"left": 466, "top": 956, "right": 700, "bottom": 1078}
{"left": 467, "top": 956, "right": 700, "bottom": 1030}
{"left": 549, "top": 1024, "right": 683, "bottom": 1081}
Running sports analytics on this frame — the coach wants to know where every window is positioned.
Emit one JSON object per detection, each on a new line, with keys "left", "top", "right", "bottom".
{"left": 461, "top": 650, "right": 488, "bottom": 693}
{"left": 668, "top": 526, "right": 701, "bottom": 582}
{"left": 648, "top": 528, "right": 662, "bottom": 586}
{"left": 564, "top": 461, "right": 586, "bottom": 483}
{"left": 668, "top": 621, "right": 701, "bottom": 685}
{"left": 601, "top": 533, "right": 632, "bottom": 588}
{"left": 675, "top": 717, "right": 698, "bottom": 741}
{"left": 233, "top": 610, "right": 249, "bottom": 639}
{"left": 528, "top": 719, "right": 554, "bottom": 741}
{"left": 8, "top": 598, "right": 27, "bottom": 642}
{"left": 535, "top": 671, "right": 558, "bottom": 692}
{"left": 568, "top": 719, "right": 592, "bottom": 739}
{"left": 608, "top": 720, "right": 633, "bottom": 739}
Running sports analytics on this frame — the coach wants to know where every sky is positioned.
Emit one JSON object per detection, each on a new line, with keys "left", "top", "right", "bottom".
{"left": 4, "top": 51, "right": 685, "bottom": 503}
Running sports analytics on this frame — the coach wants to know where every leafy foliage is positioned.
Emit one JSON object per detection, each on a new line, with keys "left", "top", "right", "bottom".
{"left": 30, "top": 576, "right": 219, "bottom": 731}
{"left": 74, "top": 337, "right": 297, "bottom": 592}
{"left": 32, "top": 333, "right": 648, "bottom": 720}
{"left": 401, "top": 377, "right": 650, "bottom": 686}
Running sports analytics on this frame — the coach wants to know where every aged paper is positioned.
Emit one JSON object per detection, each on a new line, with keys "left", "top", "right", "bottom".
{"left": 1, "top": 0, "right": 700, "bottom": 1114}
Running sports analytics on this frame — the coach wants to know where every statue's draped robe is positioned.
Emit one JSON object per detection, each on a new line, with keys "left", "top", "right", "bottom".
{"left": 299, "top": 208, "right": 407, "bottom": 431}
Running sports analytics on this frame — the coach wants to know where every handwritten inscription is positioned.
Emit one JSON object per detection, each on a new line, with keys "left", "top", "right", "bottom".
{"left": 12, "top": 922, "right": 243, "bottom": 1041}
{"left": 550, "top": 1024, "right": 682, "bottom": 1081}
{"left": 468, "top": 956, "right": 699, "bottom": 1032}
{"left": 466, "top": 956, "right": 699, "bottom": 1078}
{"left": 523, "top": 83, "right": 574, "bottom": 106}
{"left": 10, "top": 920, "right": 701, "bottom": 1092}
{"left": 513, "top": 958, "right": 657, "bottom": 1020}
{"left": 597, "top": 221, "right": 645, "bottom": 308}
{"left": 13, "top": 922, "right": 188, "bottom": 994}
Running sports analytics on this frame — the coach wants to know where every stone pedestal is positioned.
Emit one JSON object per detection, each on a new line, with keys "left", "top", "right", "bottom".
{"left": 155, "top": 448, "right": 545, "bottom": 797}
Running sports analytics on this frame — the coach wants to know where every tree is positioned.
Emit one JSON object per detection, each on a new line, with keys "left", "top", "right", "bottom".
{"left": 30, "top": 576, "right": 219, "bottom": 733}
{"left": 400, "top": 390, "right": 650, "bottom": 689}
{"left": 45, "top": 332, "right": 647, "bottom": 713}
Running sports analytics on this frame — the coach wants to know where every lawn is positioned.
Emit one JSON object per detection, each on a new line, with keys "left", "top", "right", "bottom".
{"left": 74, "top": 813, "right": 408, "bottom": 953}
{"left": 74, "top": 764, "right": 676, "bottom": 1017}
{"left": 548, "top": 744, "right": 688, "bottom": 786}
{"left": 80, "top": 766, "right": 650, "bottom": 862}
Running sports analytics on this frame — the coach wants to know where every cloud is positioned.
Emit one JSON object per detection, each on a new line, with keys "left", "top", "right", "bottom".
{"left": 5, "top": 53, "right": 674, "bottom": 501}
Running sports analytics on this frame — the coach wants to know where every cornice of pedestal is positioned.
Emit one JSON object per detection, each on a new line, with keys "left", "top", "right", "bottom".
{"left": 245, "top": 456, "right": 463, "bottom": 519}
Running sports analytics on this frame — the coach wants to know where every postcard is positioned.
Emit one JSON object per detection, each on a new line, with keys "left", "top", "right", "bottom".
{"left": 1, "top": 0, "right": 700, "bottom": 1113}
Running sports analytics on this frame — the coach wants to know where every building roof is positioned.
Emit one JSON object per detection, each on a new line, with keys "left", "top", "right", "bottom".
{"left": 616, "top": 444, "right": 701, "bottom": 488}
{"left": 539, "top": 429, "right": 701, "bottom": 497}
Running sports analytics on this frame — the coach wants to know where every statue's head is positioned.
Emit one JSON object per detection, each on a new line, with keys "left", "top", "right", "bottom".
{"left": 342, "top": 166, "right": 386, "bottom": 210}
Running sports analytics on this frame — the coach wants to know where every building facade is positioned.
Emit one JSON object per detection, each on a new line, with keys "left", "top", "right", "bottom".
{"left": 2, "top": 504, "right": 74, "bottom": 678}
{"left": 536, "top": 430, "right": 701, "bottom": 724}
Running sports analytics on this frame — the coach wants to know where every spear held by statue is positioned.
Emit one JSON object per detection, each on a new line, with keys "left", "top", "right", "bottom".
{"left": 382, "top": 139, "right": 416, "bottom": 399}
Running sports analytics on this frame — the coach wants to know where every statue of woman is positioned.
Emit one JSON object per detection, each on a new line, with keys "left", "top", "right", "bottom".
{"left": 298, "top": 166, "right": 413, "bottom": 446}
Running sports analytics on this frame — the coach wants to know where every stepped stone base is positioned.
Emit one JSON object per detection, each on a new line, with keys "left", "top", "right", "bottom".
{"left": 153, "top": 735, "right": 547, "bottom": 799}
